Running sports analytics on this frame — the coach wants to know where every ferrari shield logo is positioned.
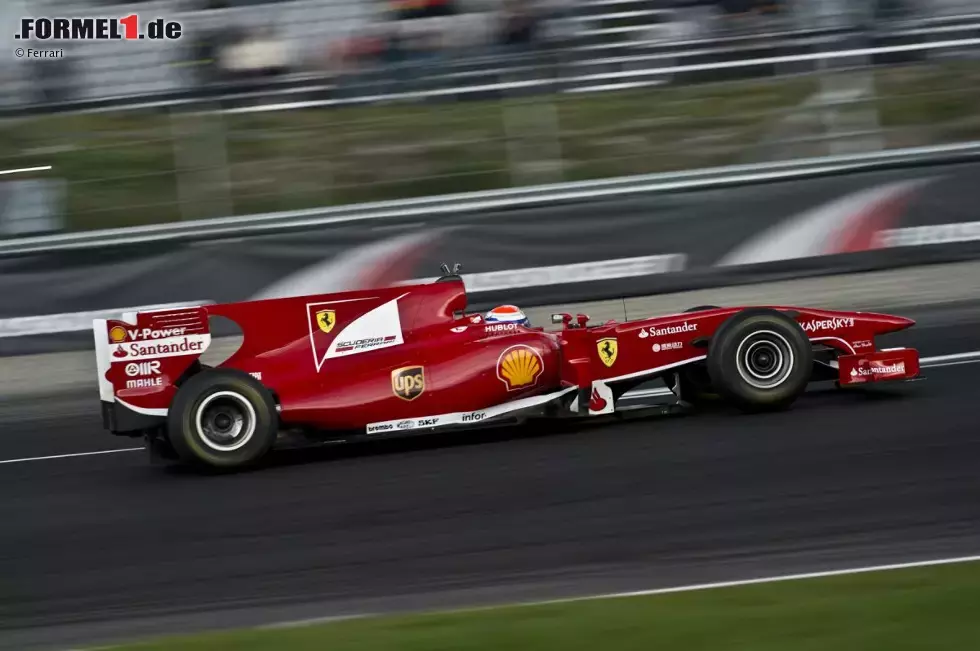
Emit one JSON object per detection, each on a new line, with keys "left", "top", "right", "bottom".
{"left": 316, "top": 309, "right": 336, "bottom": 334}
{"left": 597, "top": 338, "right": 618, "bottom": 368}
{"left": 392, "top": 366, "right": 425, "bottom": 401}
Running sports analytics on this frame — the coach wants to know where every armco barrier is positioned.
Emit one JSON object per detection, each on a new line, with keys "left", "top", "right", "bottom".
{"left": 2, "top": 141, "right": 980, "bottom": 258}
{"left": 2, "top": 153, "right": 980, "bottom": 357}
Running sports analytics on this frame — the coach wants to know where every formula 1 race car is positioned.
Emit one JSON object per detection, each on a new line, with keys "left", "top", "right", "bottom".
{"left": 93, "top": 265, "right": 920, "bottom": 470}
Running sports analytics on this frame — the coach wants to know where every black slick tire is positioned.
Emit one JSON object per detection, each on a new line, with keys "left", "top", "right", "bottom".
{"left": 706, "top": 308, "right": 812, "bottom": 412}
{"left": 167, "top": 369, "right": 278, "bottom": 470}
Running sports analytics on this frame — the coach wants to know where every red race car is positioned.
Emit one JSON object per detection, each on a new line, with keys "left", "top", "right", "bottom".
{"left": 93, "top": 265, "right": 921, "bottom": 469}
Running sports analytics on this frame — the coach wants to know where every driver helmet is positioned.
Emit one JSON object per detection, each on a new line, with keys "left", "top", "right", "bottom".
{"left": 485, "top": 304, "right": 530, "bottom": 327}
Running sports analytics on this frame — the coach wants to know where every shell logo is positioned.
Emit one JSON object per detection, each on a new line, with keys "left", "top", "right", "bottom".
{"left": 108, "top": 326, "right": 127, "bottom": 343}
{"left": 497, "top": 345, "right": 543, "bottom": 391}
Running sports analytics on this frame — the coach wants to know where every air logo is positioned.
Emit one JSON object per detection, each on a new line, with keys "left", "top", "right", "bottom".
{"left": 124, "top": 361, "right": 161, "bottom": 377}
{"left": 392, "top": 366, "right": 425, "bottom": 401}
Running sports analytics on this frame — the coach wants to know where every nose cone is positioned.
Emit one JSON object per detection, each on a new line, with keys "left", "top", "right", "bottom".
{"left": 865, "top": 312, "right": 916, "bottom": 333}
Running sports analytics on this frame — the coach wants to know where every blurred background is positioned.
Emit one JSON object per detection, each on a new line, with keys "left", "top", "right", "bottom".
{"left": 1, "top": 0, "right": 978, "bottom": 234}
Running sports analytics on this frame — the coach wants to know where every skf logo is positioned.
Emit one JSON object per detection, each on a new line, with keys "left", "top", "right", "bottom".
{"left": 108, "top": 326, "right": 127, "bottom": 343}
{"left": 597, "top": 338, "right": 618, "bottom": 367}
{"left": 392, "top": 366, "right": 425, "bottom": 401}
{"left": 316, "top": 309, "right": 337, "bottom": 334}
{"left": 497, "top": 345, "right": 543, "bottom": 391}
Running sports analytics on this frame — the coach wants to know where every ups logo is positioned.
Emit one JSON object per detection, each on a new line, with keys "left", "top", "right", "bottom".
{"left": 392, "top": 366, "right": 425, "bottom": 401}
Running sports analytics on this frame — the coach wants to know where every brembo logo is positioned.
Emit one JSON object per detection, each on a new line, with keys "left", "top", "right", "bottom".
{"left": 801, "top": 318, "right": 854, "bottom": 333}
{"left": 639, "top": 322, "right": 697, "bottom": 339}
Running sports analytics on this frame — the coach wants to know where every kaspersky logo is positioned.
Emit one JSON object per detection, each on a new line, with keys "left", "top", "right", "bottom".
{"left": 15, "top": 15, "right": 182, "bottom": 42}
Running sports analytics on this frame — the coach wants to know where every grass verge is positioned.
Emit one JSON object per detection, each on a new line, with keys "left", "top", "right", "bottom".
{"left": 106, "top": 559, "right": 980, "bottom": 650}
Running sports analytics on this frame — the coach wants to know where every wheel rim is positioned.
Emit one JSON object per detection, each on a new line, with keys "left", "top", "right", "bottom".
{"left": 194, "top": 391, "right": 257, "bottom": 452}
{"left": 734, "top": 330, "right": 795, "bottom": 390}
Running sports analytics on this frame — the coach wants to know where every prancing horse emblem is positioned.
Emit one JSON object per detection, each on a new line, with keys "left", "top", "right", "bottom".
{"left": 597, "top": 338, "right": 618, "bottom": 368}
{"left": 316, "top": 309, "right": 336, "bottom": 334}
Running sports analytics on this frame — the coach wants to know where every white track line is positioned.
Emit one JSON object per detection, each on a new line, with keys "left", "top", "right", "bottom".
{"left": 539, "top": 554, "right": 980, "bottom": 605}
{"left": 256, "top": 554, "right": 980, "bottom": 630}
{"left": 2, "top": 351, "right": 979, "bottom": 466}
{"left": 0, "top": 447, "right": 143, "bottom": 465}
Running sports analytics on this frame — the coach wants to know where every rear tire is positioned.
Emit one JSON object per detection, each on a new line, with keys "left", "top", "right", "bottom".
{"left": 706, "top": 308, "right": 812, "bottom": 412}
{"left": 167, "top": 369, "right": 278, "bottom": 470}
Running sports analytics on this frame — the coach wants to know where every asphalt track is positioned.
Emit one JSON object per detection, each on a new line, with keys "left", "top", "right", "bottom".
{"left": 2, "top": 302, "right": 980, "bottom": 650}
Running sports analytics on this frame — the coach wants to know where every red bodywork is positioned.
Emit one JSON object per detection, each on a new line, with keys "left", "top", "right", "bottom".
{"left": 93, "top": 278, "right": 919, "bottom": 437}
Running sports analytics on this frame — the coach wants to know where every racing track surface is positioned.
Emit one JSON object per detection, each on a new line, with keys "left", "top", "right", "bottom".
{"left": 2, "top": 302, "right": 980, "bottom": 650}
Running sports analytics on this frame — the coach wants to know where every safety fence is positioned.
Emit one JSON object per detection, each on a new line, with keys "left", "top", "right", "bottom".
{"left": 2, "top": 35, "right": 979, "bottom": 237}
{"left": 2, "top": 147, "right": 979, "bottom": 357}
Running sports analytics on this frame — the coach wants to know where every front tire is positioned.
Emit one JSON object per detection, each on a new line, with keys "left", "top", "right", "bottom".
{"left": 167, "top": 369, "right": 278, "bottom": 470}
{"left": 706, "top": 308, "right": 812, "bottom": 412}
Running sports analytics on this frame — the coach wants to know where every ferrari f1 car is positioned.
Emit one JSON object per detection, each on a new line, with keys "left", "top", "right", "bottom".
{"left": 93, "top": 265, "right": 920, "bottom": 469}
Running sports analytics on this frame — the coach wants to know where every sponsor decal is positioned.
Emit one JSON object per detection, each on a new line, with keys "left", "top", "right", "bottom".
{"left": 854, "top": 340, "right": 873, "bottom": 349}
{"left": 110, "top": 326, "right": 197, "bottom": 344}
{"left": 124, "top": 361, "right": 161, "bottom": 377}
{"left": 128, "top": 327, "right": 188, "bottom": 340}
{"left": 850, "top": 362, "right": 906, "bottom": 378}
{"left": 470, "top": 315, "right": 483, "bottom": 324}
{"left": 249, "top": 372, "right": 263, "bottom": 381}
{"left": 485, "top": 323, "right": 518, "bottom": 335}
{"left": 110, "top": 335, "right": 208, "bottom": 361}
{"left": 309, "top": 296, "right": 405, "bottom": 369}
{"left": 497, "top": 345, "right": 544, "bottom": 391}
{"left": 367, "top": 423, "right": 394, "bottom": 434}
{"left": 461, "top": 411, "right": 488, "bottom": 423}
{"left": 800, "top": 317, "right": 854, "bottom": 333}
{"left": 417, "top": 418, "right": 439, "bottom": 427}
{"left": 316, "top": 309, "right": 336, "bottom": 334}
{"left": 451, "top": 326, "right": 468, "bottom": 333}
{"left": 589, "top": 387, "right": 607, "bottom": 412}
{"left": 652, "top": 342, "right": 683, "bottom": 352}
{"left": 638, "top": 322, "right": 698, "bottom": 339}
{"left": 335, "top": 336, "right": 397, "bottom": 354}
{"left": 596, "top": 338, "right": 618, "bottom": 368}
{"left": 397, "top": 420, "right": 414, "bottom": 430}
{"left": 589, "top": 381, "right": 615, "bottom": 415}
{"left": 876, "top": 221, "right": 980, "bottom": 248}
{"left": 392, "top": 366, "right": 425, "bottom": 401}
{"left": 125, "top": 377, "right": 163, "bottom": 389}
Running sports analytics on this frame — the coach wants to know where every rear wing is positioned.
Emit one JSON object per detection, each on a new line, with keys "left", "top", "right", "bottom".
{"left": 93, "top": 306, "right": 211, "bottom": 432}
